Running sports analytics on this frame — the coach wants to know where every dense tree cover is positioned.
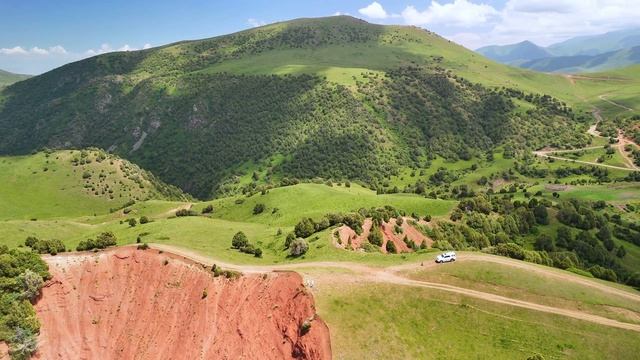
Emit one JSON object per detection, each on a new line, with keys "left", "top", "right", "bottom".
{"left": 425, "top": 194, "right": 639, "bottom": 287}
{"left": 0, "top": 246, "right": 50, "bottom": 359}
{"left": 0, "top": 17, "right": 588, "bottom": 199}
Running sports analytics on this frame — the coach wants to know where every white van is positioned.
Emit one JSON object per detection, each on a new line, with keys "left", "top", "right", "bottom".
{"left": 435, "top": 251, "right": 456, "bottom": 263}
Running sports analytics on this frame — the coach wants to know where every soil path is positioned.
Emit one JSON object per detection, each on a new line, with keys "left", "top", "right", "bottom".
{"left": 147, "top": 244, "right": 640, "bottom": 332}
{"left": 533, "top": 103, "right": 638, "bottom": 171}
{"left": 599, "top": 94, "right": 634, "bottom": 112}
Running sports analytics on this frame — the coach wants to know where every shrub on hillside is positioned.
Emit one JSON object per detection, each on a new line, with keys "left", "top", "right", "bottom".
{"left": 252, "top": 203, "right": 266, "bottom": 215}
{"left": 24, "top": 237, "right": 66, "bottom": 255}
{"left": 139, "top": 216, "right": 150, "bottom": 224}
{"left": 289, "top": 238, "right": 309, "bottom": 257}
{"left": 175, "top": 208, "right": 197, "bottom": 217}
{"left": 385, "top": 240, "right": 397, "bottom": 254}
{"left": 231, "top": 232, "right": 249, "bottom": 249}
{"left": 367, "top": 227, "right": 383, "bottom": 247}
{"left": 201, "top": 205, "right": 214, "bottom": 214}
{"left": 76, "top": 232, "right": 117, "bottom": 251}
{"left": 490, "top": 243, "right": 526, "bottom": 260}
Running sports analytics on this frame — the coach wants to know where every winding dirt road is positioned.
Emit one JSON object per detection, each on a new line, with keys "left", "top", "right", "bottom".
{"left": 149, "top": 244, "right": 640, "bottom": 332}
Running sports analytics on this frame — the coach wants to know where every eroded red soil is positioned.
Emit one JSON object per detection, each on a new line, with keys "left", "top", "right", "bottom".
{"left": 336, "top": 217, "right": 431, "bottom": 253}
{"left": 34, "top": 248, "right": 331, "bottom": 360}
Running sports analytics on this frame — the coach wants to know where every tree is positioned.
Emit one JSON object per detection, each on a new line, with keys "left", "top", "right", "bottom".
{"left": 289, "top": 238, "right": 309, "bottom": 257}
{"left": 617, "top": 245, "right": 626, "bottom": 258}
{"left": 252, "top": 203, "right": 265, "bottom": 215}
{"left": 128, "top": 218, "right": 137, "bottom": 227}
{"left": 556, "top": 226, "right": 572, "bottom": 248}
{"left": 285, "top": 233, "right": 296, "bottom": 248}
{"left": 294, "top": 218, "right": 316, "bottom": 238}
{"left": 533, "top": 205, "right": 549, "bottom": 225}
{"left": 534, "top": 234, "right": 555, "bottom": 252}
{"left": 385, "top": 240, "right": 397, "bottom": 254}
{"left": 139, "top": 216, "right": 149, "bottom": 224}
{"left": 368, "top": 227, "right": 383, "bottom": 246}
{"left": 231, "top": 231, "right": 249, "bottom": 249}
{"left": 19, "top": 269, "right": 44, "bottom": 301}
{"left": 201, "top": 204, "right": 214, "bottom": 214}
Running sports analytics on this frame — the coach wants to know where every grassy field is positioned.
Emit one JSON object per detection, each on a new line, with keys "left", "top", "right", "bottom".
{"left": 0, "top": 150, "right": 177, "bottom": 220}
{"left": 402, "top": 258, "right": 640, "bottom": 324}
{"left": 316, "top": 281, "right": 640, "bottom": 360}
{"left": 200, "top": 183, "right": 456, "bottom": 227}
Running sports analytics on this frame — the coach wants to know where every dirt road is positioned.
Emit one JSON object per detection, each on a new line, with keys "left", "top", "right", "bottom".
{"left": 148, "top": 244, "right": 640, "bottom": 332}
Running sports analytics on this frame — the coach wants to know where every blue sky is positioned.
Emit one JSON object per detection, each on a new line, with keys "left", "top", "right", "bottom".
{"left": 2, "top": 0, "right": 639, "bottom": 74}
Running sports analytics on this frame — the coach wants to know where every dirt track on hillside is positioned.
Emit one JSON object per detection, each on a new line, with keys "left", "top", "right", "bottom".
{"left": 149, "top": 244, "right": 640, "bottom": 332}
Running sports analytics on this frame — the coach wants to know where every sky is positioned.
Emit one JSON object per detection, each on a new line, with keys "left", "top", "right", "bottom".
{"left": 2, "top": 0, "right": 639, "bottom": 74}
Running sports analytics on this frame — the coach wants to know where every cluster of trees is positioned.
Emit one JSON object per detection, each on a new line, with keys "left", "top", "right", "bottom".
{"left": 231, "top": 232, "right": 262, "bottom": 257}
{"left": 427, "top": 194, "right": 638, "bottom": 286}
{"left": 76, "top": 232, "right": 117, "bottom": 251}
{"left": 24, "top": 236, "right": 66, "bottom": 255}
{"left": 0, "top": 245, "right": 50, "bottom": 359}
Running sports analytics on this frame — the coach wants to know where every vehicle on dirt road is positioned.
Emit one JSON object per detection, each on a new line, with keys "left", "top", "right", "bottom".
{"left": 435, "top": 251, "right": 456, "bottom": 263}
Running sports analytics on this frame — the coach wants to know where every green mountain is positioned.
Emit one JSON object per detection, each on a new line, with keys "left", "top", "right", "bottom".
{"left": 521, "top": 46, "right": 640, "bottom": 73}
{"left": 548, "top": 28, "right": 640, "bottom": 56}
{"left": 476, "top": 41, "right": 551, "bottom": 64}
{"left": 0, "top": 69, "right": 31, "bottom": 88}
{"left": 0, "top": 16, "right": 606, "bottom": 198}
{"left": 477, "top": 28, "right": 640, "bottom": 72}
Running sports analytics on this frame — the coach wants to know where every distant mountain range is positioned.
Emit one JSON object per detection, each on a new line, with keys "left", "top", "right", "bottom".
{"left": 0, "top": 69, "right": 31, "bottom": 88}
{"left": 477, "top": 28, "right": 640, "bottom": 73}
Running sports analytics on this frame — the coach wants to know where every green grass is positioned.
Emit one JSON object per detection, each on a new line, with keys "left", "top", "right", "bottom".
{"left": 402, "top": 258, "right": 640, "bottom": 323}
{"left": 199, "top": 183, "right": 456, "bottom": 227}
{"left": 317, "top": 282, "right": 640, "bottom": 360}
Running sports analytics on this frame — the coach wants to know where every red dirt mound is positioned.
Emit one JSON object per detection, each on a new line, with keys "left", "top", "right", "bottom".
{"left": 336, "top": 217, "right": 431, "bottom": 253}
{"left": 33, "top": 248, "right": 331, "bottom": 360}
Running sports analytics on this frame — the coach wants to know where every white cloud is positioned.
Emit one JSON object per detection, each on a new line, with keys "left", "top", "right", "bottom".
{"left": 143, "top": 43, "right": 152, "bottom": 49}
{"left": 333, "top": 11, "right": 351, "bottom": 16}
{"left": 401, "top": 0, "right": 498, "bottom": 28}
{"left": 359, "top": 2, "right": 389, "bottom": 19}
{"left": 0, "top": 46, "right": 28, "bottom": 55}
{"left": 0, "top": 45, "right": 68, "bottom": 56}
{"left": 247, "top": 18, "right": 267, "bottom": 27}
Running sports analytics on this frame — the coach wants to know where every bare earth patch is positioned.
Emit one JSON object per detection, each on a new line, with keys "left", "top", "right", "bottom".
{"left": 33, "top": 248, "right": 331, "bottom": 360}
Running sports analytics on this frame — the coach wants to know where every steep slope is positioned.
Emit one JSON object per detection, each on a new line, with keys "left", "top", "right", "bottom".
{"left": 476, "top": 40, "right": 551, "bottom": 64}
{"left": 0, "top": 16, "right": 600, "bottom": 198}
{"left": 0, "top": 69, "right": 30, "bottom": 88}
{"left": 35, "top": 247, "right": 331, "bottom": 359}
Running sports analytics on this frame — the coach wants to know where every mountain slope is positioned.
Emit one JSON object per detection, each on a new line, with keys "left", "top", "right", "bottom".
{"left": 476, "top": 40, "right": 551, "bottom": 64}
{"left": 521, "top": 46, "right": 640, "bottom": 73}
{"left": 0, "top": 17, "right": 601, "bottom": 198}
{"left": 0, "top": 69, "right": 30, "bottom": 87}
{"left": 548, "top": 28, "right": 640, "bottom": 56}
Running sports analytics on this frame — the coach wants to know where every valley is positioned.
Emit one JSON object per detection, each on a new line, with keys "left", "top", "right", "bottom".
{"left": 0, "top": 14, "right": 639, "bottom": 360}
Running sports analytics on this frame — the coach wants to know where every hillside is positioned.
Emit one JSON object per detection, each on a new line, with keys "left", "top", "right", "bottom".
{"left": 548, "top": 28, "right": 640, "bottom": 56}
{"left": 521, "top": 46, "right": 640, "bottom": 73}
{"left": 0, "top": 149, "right": 187, "bottom": 220}
{"left": 0, "top": 16, "right": 611, "bottom": 199}
{"left": 476, "top": 40, "right": 551, "bottom": 64}
{"left": 0, "top": 69, "right": 30, "bottom": 88}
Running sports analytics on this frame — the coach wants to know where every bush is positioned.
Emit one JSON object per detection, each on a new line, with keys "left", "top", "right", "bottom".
{"left": 175, "top": 209, "right": 197, "bottom": 217}
{"left": 490, "top": 243, "right": 526, "bottom": 260}
{"left": 201, "top": 204, "right": 214, "bottom": 214}
{"left": 252, "top": 203, "right": 265, "bottom": 215}
{"left": 24, "top": 237, "right": 65, "bottom": 255}
{"left": 367, "top": 227, "right": 383, "bottom": 246}
{"left": 294, "top": 218, "right": 316, "bottom": 238}
{"left": 128, "top": 218, "right": 137, "bottom": 227}
{"left": 285, "top": 233, "right": 296, "bottom": 248}
{"left": 300, "top": 320, "right": 311, "bottom": 335}
{"left": 289, "top": 238, "right": 309, "bottom": 257}
{"left": 385, "top": 240, "right": 397, "bottom": 254}
{"left": 77, "top": 232, "right": 117, "bottom": 251}
{"left": 19, "top": 269, "right": 44, "bottom": 301}
{"left": 139, "top": 216, "right": 150, "bottom": 224}
{"left": 137, "top": 243, "right": 149, "bottom": 250}
{"left": 231, "top": 232, "right": 249, "bottom": 249}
